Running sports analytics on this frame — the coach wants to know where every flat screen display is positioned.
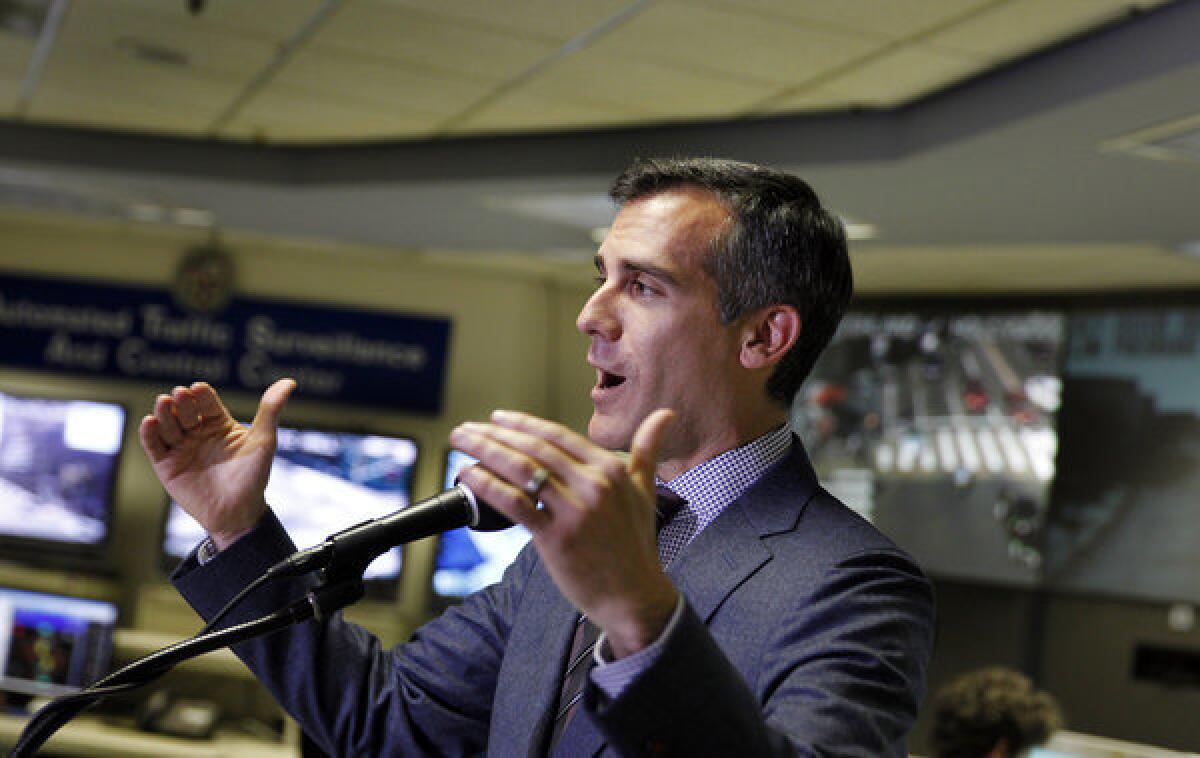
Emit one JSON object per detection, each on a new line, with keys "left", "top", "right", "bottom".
{"left": 793, "top": 309, "right": 1065, "bottom": 586}
{"left": 1045, "top": 306, "right": 1200, "bottom": 603}
{"left": 163, "top": 426, "right": 418, "bottom": 582}
{"left": 0, "top": 390, "right": 125, "bottom": 560}
{"left": 432, "top": 449, "right": 531, "bottom": 599}
{"left": 0, "top": 586, "right": 117, "bottom": 698}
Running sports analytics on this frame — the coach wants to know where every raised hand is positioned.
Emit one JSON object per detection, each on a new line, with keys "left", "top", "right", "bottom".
{"left": 139, "top": 379, "right": 295, "bottom": 550}
{"left": 450, "top": 408, "right": 677, "bottom": 658}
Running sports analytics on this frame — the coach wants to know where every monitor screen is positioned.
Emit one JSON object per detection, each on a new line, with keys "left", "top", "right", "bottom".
{"left": 0, "top": 586, "right": 117, "bottom": 698}
{"left": 1045, "top": 306, "right": 1200, "bottom": 603}
{"left": 793, "top": 308, "right": 1065, "bottom": 586}
{"left": 432, "top": 449, "right": 531, "bottom": 599}
{"left": 0, "top": 390, "right": 125, "bottom": 561}
{"left": 163, "top": 426, "right": 418, "bottom": 582}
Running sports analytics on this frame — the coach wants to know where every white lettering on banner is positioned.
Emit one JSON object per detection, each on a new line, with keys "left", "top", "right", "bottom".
{"left": 245, "top": 315, "right": 427, "bottom": 371}
{"left": 43, "top": 332, "right": 108, "bottom": 370}
{"left": 237, "top": 352, "right": 343, "bottom": 394}
{"left": 140, "top": 305, "right": 232, "bottom": 349}
{"left": 115, "top": 337, "right": 230, "bottom": 381}
{"left": 0, "top": 291, "right": 133, "bottom": 337}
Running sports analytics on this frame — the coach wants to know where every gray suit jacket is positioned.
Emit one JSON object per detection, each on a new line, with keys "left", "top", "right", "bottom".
{"left": 174, "top": 439, "right": 934, "bottom": 756}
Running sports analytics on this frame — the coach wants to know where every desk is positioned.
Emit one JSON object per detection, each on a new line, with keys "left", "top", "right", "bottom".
{"left": 0, "top": 713, "right": 298, "bottom": 757}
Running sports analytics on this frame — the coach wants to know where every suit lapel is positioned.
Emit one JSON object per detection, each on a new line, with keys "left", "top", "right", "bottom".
{"left": 669, "top": 438, "right": 817, "bottom": 622}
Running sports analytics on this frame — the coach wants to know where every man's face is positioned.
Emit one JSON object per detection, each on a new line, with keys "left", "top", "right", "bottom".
{"left": 577, "top": 188, "right": 748, "bottom": 463}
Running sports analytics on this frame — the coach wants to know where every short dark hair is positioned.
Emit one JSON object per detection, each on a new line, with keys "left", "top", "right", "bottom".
{"left": 929, "top": 667, "right": 1064, "bottom": 758}
{"left": 610, "top": 157, "right": 852, "bottom": 406}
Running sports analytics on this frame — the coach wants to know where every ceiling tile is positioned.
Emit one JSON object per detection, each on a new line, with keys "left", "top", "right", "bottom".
{"left": 0, "top": 34, "right": 33, "bottom": 110}
{"left": 378, "top": 0, "right": 640, "bottom": 42}
{"left": 930, "top": 0, "right": 1155, "bottom": 61}
{"left": 517, "top": 47, "right": 778, "bottom": 119}
{"left": 274, "top": 46, "right": 494, "bottom": 120}
{"left": 25, "top": 86, "right": 214, "bottom": 135}
{"left": 687, "top": 0, "right": 997, "bottom": 41}
{"left": 815, "top": 45, "right": 988, "bottom": 107}
{"left": 221, "top": 82, "right": 437, "bottom": 142}
{"left": 759, "top": 84, "right": 863, "bottom": 115}
{"left": 53, "top": 1, "right": 293, "bottom": 77}
{"left": 446, "top": 90, "right": 646, "bottom": 135}
{"left": 315, "top": 1, "right": 559, "bottom": 84}
{"left": 74, "top": 0, "right": 329, "bottom": 43}
{"left": 35, "top": 45, "right": 244, "bottom": 118}
{"left": 583, "top": 0, "right": 881, "bottom": 87}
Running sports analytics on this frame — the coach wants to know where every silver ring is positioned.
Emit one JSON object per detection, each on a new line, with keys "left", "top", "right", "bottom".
{"left": 522, "top": 467, "right": 550, "bottom": 500}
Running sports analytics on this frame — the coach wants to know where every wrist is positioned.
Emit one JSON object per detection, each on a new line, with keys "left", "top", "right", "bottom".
{"left": 602, "top": 578, "right": 679, "bottom": 659}
{"left": 208, "top": 497, "right": 268, "bottom": 551}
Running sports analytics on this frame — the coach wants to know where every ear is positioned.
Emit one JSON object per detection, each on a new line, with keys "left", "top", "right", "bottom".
{"left": 740, "top": 305, "right": 800, "bottom": 370}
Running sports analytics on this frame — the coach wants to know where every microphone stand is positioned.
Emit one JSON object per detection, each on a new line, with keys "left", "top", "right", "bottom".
{"left": 10, "top": 576, "right": 366, "bottom": 757}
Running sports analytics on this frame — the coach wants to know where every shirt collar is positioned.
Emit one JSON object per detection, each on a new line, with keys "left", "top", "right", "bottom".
{"left": 658, "top": 424, "right": 793, "bottom": 532}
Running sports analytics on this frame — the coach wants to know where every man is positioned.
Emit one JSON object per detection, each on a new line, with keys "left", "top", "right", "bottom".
{"left": 140, "top": 158, "right": 934, "bottom": 756}
{"left": 928, "top": 668, "right": 1063, "bottom": 758}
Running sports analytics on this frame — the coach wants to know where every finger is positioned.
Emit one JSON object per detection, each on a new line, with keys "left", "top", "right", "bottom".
{"left": 191, "top": 382, "right": 232, "bottom": 424}
{"left": 455, "top": 421, "right": 586, "bottom": 485}
{"left": 139, "top": 415, "right": 170, "bottom": 462}
{"left": 171, "top": 386, "right": 203, "bottom": 431}
{"left": 489, "top": 410, "right": 601, "bottom": 463}
{"left": 450, "top": 423, "right": 572, "bottom": 506}
{"left": 629, "top": 409, "right": 676, "bottom": 492}
{"left": 250, "top": 378, "right": 296, "bottom": 440}
{"left": 153, "top": 394, "right": 185, "bottom": 447}
{"left": 457, "top": 463, "right": 552, "bottom": 532}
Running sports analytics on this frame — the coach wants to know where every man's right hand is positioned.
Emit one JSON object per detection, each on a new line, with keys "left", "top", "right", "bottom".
{"left": 138, "top": 378, "right": 295, "bottom": 551}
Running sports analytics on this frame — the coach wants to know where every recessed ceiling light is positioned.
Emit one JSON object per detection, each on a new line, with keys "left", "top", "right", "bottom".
{"left": 840, "top": 218, "right": 878, "bottom": 241}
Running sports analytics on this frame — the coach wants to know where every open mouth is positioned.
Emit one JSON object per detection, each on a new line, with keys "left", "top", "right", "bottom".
{"left": 598, "top": 370, "right": 626, "bottom": 389}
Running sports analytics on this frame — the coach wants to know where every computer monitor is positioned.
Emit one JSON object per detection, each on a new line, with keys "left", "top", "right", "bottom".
{"left": 794, "top": 307, "right": 1066, "bottom": 587}
{"left": 162, "top": 425, "right": 419, "bottom": 589}
{"left": 432, "top": 449, "right": 531, "bottom": 600}
{"left": 0, "top": 586, "right": 118, "bottom": 698}
{"left": 0, "top": 390, "right": 126, "bottom": 567}
{"left": 1045, "top": 305, "right": 1200, "bottom": 604}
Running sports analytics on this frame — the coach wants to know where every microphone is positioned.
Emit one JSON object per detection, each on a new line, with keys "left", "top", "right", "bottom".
{"left": 267, "top": 483, "right": 512, "bottom": 581}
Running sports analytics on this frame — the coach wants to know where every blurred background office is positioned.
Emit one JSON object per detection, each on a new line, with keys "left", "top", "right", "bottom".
{"left": 1, "top": 0, "right": 1200, "bottom": 755}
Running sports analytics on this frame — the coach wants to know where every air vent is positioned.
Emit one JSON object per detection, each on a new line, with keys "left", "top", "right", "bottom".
{"left": 114, "top": 36, "right": 190, "bottom": 68}
{"left": 1101, "top": 113, "right": 1200, "bottom": 165}
{"left": 0, "top": 0, "right": 50, "bottom": 40}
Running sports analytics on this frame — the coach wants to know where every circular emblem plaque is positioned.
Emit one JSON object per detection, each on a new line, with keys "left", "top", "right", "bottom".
{"left": 174, "top": 245, "right": 235, "bottom": 314}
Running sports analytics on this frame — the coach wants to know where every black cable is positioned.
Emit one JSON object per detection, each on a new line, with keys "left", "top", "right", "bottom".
{"left": 199, "top": 571, "right": 275, "bottom": 635}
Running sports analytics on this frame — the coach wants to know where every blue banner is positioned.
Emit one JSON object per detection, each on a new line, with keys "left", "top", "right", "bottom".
{"left": 0, "top": 271, "right": 451, "bottom": 414}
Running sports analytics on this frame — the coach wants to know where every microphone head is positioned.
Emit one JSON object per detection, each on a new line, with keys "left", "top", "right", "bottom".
{"left": 455, "top": 483, "right": 514, "bottom": 532}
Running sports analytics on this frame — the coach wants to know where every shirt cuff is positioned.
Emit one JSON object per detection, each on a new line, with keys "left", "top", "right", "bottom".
{"left": 590, "top": 593, "right": 685, "bottom": 699}
{"left": 196, "top": 537, "right": 219, "bottom": 565}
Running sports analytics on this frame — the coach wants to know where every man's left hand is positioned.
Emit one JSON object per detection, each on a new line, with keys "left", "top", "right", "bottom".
{"left": 450, "top": 409, "right": 676, "bottom": 658}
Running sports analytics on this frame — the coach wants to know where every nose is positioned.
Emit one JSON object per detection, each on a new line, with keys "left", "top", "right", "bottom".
{"left": 576, "top": 283, "right": 619, "bottom": 341}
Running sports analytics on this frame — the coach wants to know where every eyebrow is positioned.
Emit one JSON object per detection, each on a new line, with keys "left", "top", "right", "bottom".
{"left": 593, "top": 255, "right": 680, "bottom": 287}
